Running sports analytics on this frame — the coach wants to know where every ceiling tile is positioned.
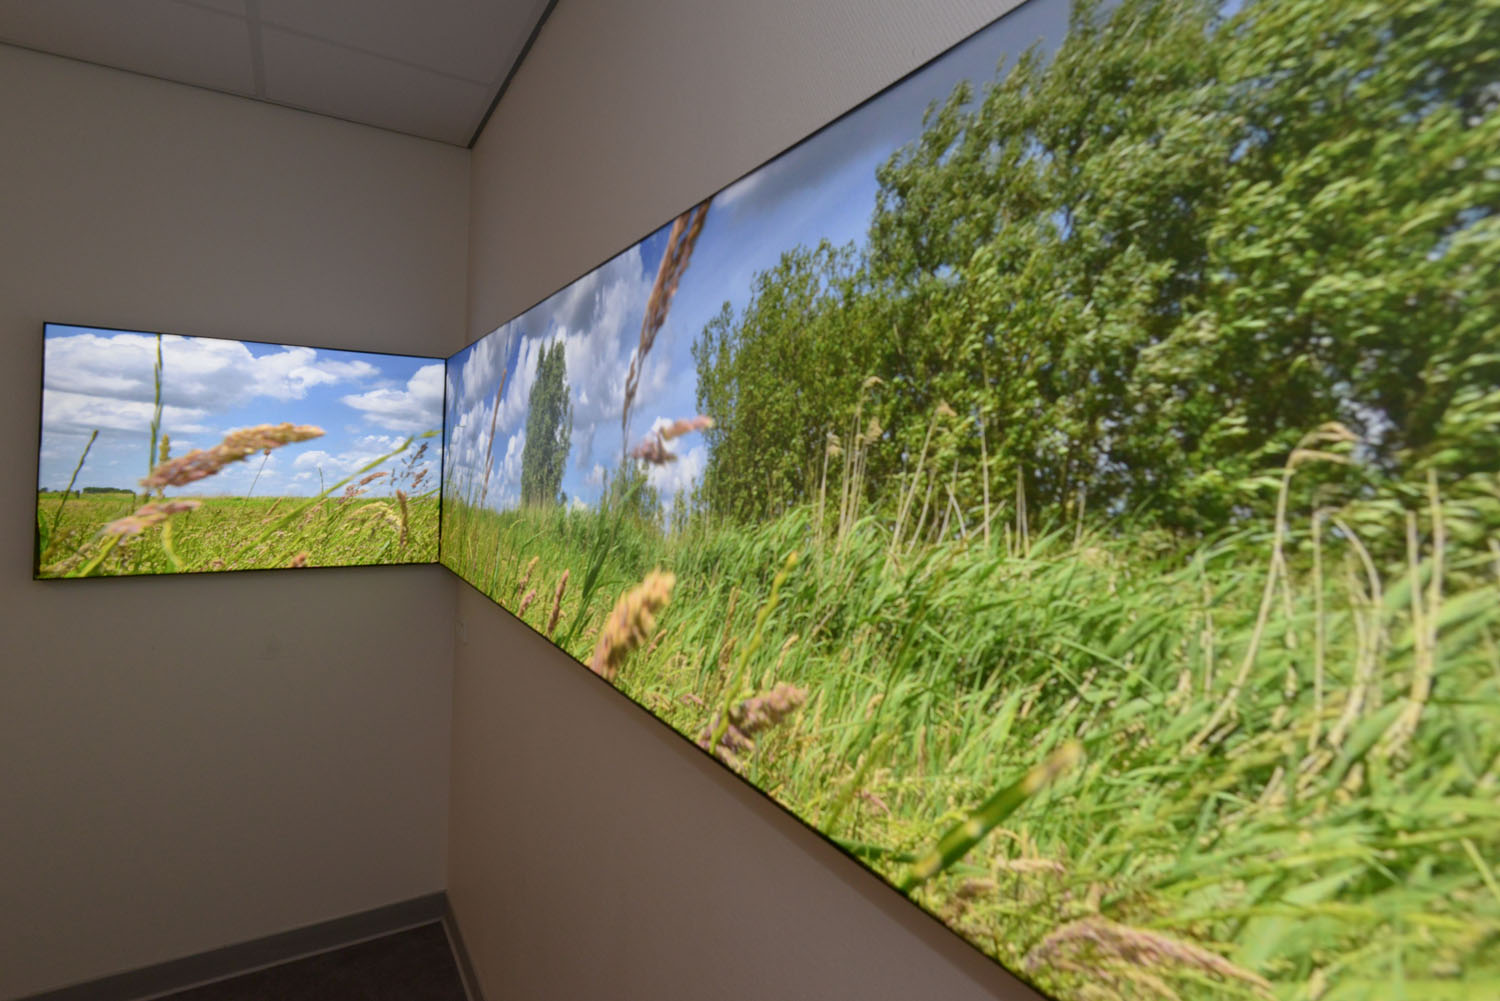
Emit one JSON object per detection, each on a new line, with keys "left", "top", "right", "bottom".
{"left": 0, "top": 0, "right": 254, "bottom": 95}
{"left": 260, "top": 23, "right": 492, "bottom": 144}
{"left": 258, "top": 0, "right": 547, "bottom": 86}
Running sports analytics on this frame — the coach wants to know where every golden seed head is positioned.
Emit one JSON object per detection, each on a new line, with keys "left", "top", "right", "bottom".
{"left": 588, "top": 570, "right": 675, "bottom": 682}
{"left": 658, "top": 415, "right": 714, "bottom": 441}
{"left": 1024, "top": 916, "right": 1272, "bottom": 993}
{"left": 546, "top": 569, "right": 570, "bottom": 636}
{"left": 141, "top": 423, "right": 323, "bottom": 489}
{"left": 516, "top": 555, "right": 539, "bottom": 596}
{"left": 629, "top": 434, "right": 677, "bottom": 465}
{"left": 101, "top": 499, "right": 202, "bottom": 537}
{"left": 698, "top": 682, "right": 808, "bottom": 768}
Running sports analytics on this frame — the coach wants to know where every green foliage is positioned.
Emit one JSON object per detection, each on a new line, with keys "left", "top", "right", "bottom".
{"left": 520, "top": 339, "right": 573, "bottom": 507}
{"left": 694, "top": 0, "right": 1499, "bottom": 536}
{"left": 694, "top": 241, "right": 877, "bottom": 522}
{"left": 602, "top": 459, "right": 662, "bottom": 530}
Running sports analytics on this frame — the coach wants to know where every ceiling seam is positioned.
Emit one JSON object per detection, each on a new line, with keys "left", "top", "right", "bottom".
{"left": 466, "top": 0, "right": 559, "bottom": 150}
{"left": 244, "top": 0, "right": 267, "bottom": 98}
{"left": 254, "top": 19, "right": 492, "bottom": 88}
{"left": 0, "top": 38, "right": 463, "bottom": 146}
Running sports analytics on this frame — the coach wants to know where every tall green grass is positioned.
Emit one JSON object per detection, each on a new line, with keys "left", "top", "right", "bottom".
{"left": 443, "top": 466, "right": 1500, "bottom": 999}
{"left": 37, "top": 490, "right": 439, "bottom": 575}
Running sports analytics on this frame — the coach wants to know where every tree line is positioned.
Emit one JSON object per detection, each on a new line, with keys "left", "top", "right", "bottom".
{"left": 691, "top": 0, "right": 1498, "bottom": 537}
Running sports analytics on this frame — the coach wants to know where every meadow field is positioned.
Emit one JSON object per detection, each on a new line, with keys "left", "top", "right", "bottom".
{"left": 37, "top": 473, "right": 438, "bottom": 577}
{"left": 442, "top": 0, "right": 1497, "bottom": 995}
{"left": 444, "top": 457, "right": 1499, "bottom": 1000}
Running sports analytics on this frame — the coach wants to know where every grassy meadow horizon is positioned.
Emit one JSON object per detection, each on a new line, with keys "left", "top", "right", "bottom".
{"left": 442, "top": 0, "right": 1499, "bottom": 998}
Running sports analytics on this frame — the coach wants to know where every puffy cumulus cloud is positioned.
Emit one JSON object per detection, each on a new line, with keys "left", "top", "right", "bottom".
{"left": 647, "top": 443, "right": 706, "bottom": 501}
{"left": 449, "top": 398, "right": 486, "bottom": 470}
{"left": 445, "top": 331, "right": 514, "bottom": 503}
{"left": 41, "top": 389, "right": 213, "bottom": 436}
{"left": 586, "top": 463, "right": 606, "bottom": 488}
{"left": 553, "top": 253, "right": 678, "bottom": 479}
{"left": 289, "top": 434, "right": 432, "bottom": 493}
{"left": 716, "top": 168, "right": 767, "bottom": 210}
{"left": 340, "top": 363, "right": 444, "bottom": 432}
{"left": 455, "top": 327, "right": 511, "bottom": 418}
{"left": 444, "top": 388, "right": 502, "bottom": 503}
{"left": 292, "top": 449, "right": 337, "bottom": 471}
{"left": 45, "top": 331, "right": 378, "bottom": 411}
{"left": 480, "top": 428, "right": 524, "bottom": 509}
{"left": 447, "top": 243, "right": 664, "bottom": 508}
{"left": 535, "top": 246, "right": 659, "bottom": 440}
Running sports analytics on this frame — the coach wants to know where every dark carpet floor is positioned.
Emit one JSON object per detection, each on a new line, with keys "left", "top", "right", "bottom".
{"left": 155, "top": 923, "right": 467, "bottom": 1001}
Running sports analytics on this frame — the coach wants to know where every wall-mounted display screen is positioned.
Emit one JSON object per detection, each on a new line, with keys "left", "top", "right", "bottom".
{"left": 36, "top": 323, "right": 443, "bottom": 577}
{"left": 442, "top": 0, "right": 1498, "bottom": 997}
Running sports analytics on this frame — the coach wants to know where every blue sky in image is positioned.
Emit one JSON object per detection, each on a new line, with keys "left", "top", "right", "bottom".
{"left": 39, "top": 325, "right": 443, "bottom": 497}
{"left": 446, "top": 0, "right": 1071, "bottom": 513}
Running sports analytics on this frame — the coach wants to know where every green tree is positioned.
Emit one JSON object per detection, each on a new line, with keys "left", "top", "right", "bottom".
{"left": 520, "top": 340, "right": 573, "bottom": 507}
{"left": 694, "top": 0, "right": 1498, "bottom": 535}
{"left": 692, "top": 240, "right": 874, "bottom": 522}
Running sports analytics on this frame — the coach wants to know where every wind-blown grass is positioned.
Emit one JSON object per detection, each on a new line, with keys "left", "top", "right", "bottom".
{"left": 37, "top": 490, "right": 439, "bottom": 576}
{"left": 36, "top": 428, "right": 441, "bottom": 577}
{"left": 442, "top": 466, "right": 1500, "bottom": 1000}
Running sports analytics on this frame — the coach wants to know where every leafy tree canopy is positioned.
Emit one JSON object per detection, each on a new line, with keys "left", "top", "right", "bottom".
{"left": 694, "top": 0, "right": 1498, "bottom": 536}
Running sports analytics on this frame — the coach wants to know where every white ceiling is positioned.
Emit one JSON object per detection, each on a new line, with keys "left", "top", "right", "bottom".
{"left": 0, "top": 0, "right": 554, "bottom": 146}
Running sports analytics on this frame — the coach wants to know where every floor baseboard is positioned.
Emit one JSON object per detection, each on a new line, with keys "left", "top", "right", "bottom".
{"left": 440, "top": 901, "right": 485, "bottom": 1001}
{"left": 14, "top": 893, "right": 448, "bottom": 1001}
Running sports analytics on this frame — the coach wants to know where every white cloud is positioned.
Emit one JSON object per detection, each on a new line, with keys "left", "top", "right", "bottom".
{"left": 455, "top": 327, "right": 511, "bottom": 418}
{"left": 445, "top": 393, "right": 498, "bottom": 502}
{"left": 292, "top": 449, "right": 336, "bottom": 471}
{"left": 647, "top": 444, "right": 706, "bottom": 500}
{"left": 493, "top": 428, "right": 525, "bottom": 508}
{"left": 716, "top": 169, "right": 766, "bottom": 208}
{"left": 340, "top": 363, "right": 444, "bottom": 432}
{"left": 45, "top": 331, "right": 378, "bottom": 411}
{"left": 586, "top": 463, "right": 606, "bottom": 488}
{"left": 41, "top": 389, "right": 213, "bottom": 436}
{"left": 289, "top": 434, "right": 426, "bottom": 491}
{"left": 637, "top": 415, "right": 713, "bottom": 502}
{"left": 555, "top": 247, "right": 661, "bottom": 462}
{"left": 449, "top": 244, "right": 673, "bottom": 509}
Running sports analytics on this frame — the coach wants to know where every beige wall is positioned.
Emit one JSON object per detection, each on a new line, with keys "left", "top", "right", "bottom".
{"left": 453, "top": 0, "right": 1042, "bottom": 997}
{"left": 0, "top": 45, "right": 467, "bottom": 998}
